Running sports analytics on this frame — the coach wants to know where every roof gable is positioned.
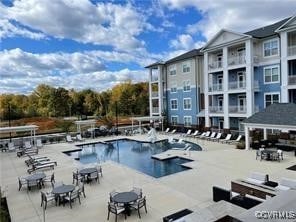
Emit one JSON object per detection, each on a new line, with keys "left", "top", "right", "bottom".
{"left": 275, "top": 15, "right": 296, "bottom": 32}
{"left": 202, "top": 29, "right": 251, "bottom": 51}
{"left": 243, "top": 103, "right": 296, "bottom": 126}
{"left": 165, "top": 49, "right": 202, "bottom": 64}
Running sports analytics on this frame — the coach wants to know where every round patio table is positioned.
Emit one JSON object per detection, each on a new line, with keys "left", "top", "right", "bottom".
{"left": 113, "top": 192, "right": 138, "bottom": 216}
{"left": 25, "top": 172, "right": 46, "bottom": 189}
{"left": 79, "top": 167, "right": 97, "bottom": 183}
{"left": 262, "top": 149, "right": 277, "bottom": 161}
{"left": 52, "top": 185, "right": 75, "bottom": 205}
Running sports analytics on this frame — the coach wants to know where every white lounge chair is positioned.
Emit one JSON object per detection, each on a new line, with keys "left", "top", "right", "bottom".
{"left": 189, "top": 130, "right": 199, "bottom": 137}
{"left": 25, "top": 141, "right": 32, "bottom": 149}
{"left": 76, "top": 134, "right": 84, "bottom": 142}
{"left": 210, "top": 132, "right": 222, "bottom": 142}
{"left": 182, "top": 129, "right": 192, "bottom": 137}
{"left": 66, "top": 135, "right": 74, "bottom": 143}
{"left": 36, "top": 139, "right": 43, "bottom": 148}
{"left": 206, "top": 132, "right": 216, "bottom": 140}
{"left": 170, "top": 129, "right": 176, "bottom": 134}
{"left": 197, "top": 131, "right": 210, "bottom": 139}
{"left": 163, "top": 128, "right": 170, "bottom": 134}
{"left": 227, "top": 135, "right": 242, "bottom": 144}
{"left": 220, "top": 134, "right": 232, "bottom": 143}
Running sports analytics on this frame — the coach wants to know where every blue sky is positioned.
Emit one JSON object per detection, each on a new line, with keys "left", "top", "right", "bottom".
{"left": 0, "top": 0, "right": 295, "bottom": 94}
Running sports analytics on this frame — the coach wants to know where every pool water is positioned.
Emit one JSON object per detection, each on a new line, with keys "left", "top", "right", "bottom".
{"left": 64, "top": 139, "right": 201, "bottom": 178}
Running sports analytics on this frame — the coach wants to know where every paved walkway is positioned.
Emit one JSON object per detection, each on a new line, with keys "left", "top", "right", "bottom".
{"left": 1, "top": 134, "right": 295, "bottom": 222}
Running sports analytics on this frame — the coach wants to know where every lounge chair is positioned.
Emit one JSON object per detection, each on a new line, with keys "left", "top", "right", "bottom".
{"left": 206, "top": 132, "right": 216, "bottom": 140}
{"left": 8, "top": 142, "right": 16, "bottom": 152}
{"left": 170, "top": 129, "right": 176, "bottom": 134}
{"left": 163, "top": 128, "right": 170, "bottom": 134}
{"left": 220, "top": 134, "right": 232, "bottom": 143}
{"left": 25, "top": 141, "right": 32, "bottom": 149}
{"left": 28, "top": 162, "right": 56, "bottom": 174}
{"left": 66, "top": 135, "right": 74, "bottom": 143}
{"left": 76, "top": 134, "right": 84, "bottom": 142}
{"left": 227, "top": 135, "right": 242, "bottom": 144}
{"left": 182, "top": 129, "right": 192, "bottom": 137}
{"left": 189, "top": 130, "right": 199, "bottom": 137}
{"left": 210, "top": 132, "right": 222, "bottom": 142}
{"left": 198, "top": 131, "right": 210, "bottom": 139}
{"left": 36, "top": 139, "right": 43, "bottom": 149}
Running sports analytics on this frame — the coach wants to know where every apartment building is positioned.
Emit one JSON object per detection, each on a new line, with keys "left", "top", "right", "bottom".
{"left": 145, "top": 49, "right": 204, "bottom": 128}
{"left": 146, "top": 15, "right": 296, "bottom": 132}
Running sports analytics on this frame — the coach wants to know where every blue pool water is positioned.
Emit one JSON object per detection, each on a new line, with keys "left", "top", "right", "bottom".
{"left": 64, "top": 139, "right": 202, "bottom": 178}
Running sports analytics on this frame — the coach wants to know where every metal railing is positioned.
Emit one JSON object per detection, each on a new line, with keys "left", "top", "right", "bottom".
{"left": 288, "top": 75, "right": 296, "bottom": 85}
{"left": 228, "top": 55, "right": 246, "bottom": 66}
{"left": 228, "top": 81, "right": 246, "bottom": 90}
{"left": 288, "top": 45, "right": 296, "bottom": 56}
{"left": 229, "top": 105, "right": 247, "bottom": 113}
{"left": 208, "top": 61, "right": 223, "bottom": 70}
{"left": 209, "top": 106, "right": 224, "bottom": 113}
{"left": 209, "top": 83, "right": 223, "bottom": 92}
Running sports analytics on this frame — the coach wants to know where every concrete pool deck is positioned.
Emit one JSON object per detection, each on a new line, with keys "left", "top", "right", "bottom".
{"left": 1, "top": 133, "right": 296, "bottom": 222}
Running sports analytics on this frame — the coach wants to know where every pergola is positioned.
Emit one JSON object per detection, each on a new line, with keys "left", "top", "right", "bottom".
{"left": 75, "top": 120, "right": 96, "bottom": 137}
{"left": 131, "top": 116, "right": 164, "bottom": 133}
{"left": 0, "top": 125, "right": 39, "bottom": 143}
{"left": 243, "top": 103, "right": 296, "bottom": 150}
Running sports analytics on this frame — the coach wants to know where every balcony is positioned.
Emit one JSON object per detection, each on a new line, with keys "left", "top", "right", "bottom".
{"left": 151, "top": 76, "right": 159, "bottom": 82}
{"left": 151, "top": 91, "right": 158, "bottom": 97}
{"left": 288, "top": 75, "right": 296, "bottom": 85}
{"left": 229, "top": 105, "right": 247, "bottom": 113}
{"left": 228, "top": 55, "right": 246, "bottom": 66}
{"left": 209, "top": 83, "right": 223, "bottom": 92}
{"left": 209, "top": 106, "right": 223, "bottom": 113}
{"left": 228, "top": 81, "right": 246, "bottom": 90}
{"left": 208, "top": 61, "right": 223, "bottom": 70}
{"left": 152, "top": 107, "right": 159, "bottom": 113}
{"left": 288, "top": 45, "right": 296, "bottom": 56}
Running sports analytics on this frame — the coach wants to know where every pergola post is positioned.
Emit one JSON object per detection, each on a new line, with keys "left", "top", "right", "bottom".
{"left": 263, "top": 128, "right": 267, "bottom": 140}
{"left": 244, "top": 125, "right": 250, "bottom": 150}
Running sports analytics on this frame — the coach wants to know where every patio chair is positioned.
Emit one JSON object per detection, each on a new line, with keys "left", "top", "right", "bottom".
{"left": 64, "top": 189, "right": 81, "bottom": 208}
{"left": 109, "top": 190, "right": 119, "bottom": 202}
{"left": 52, "top": 181, "right": 64, "bottom": 188}
{"left": 25, "top": 141, "right": 32, "bottom": 149}
{"left": 8, "top": 142, "right": 16, "bottom": 152}
{"left": 42, "top": 172, "right": 55, "bottom": 187}
{"left": 72, "top": 170, "right": 82, "bottom": 185}
{"left": 182, "top": 129, "right": 192, "bottom": 137}
{"left": 107, "top": 202, "right": 126, "bottom": 222}
{"left": 130, "top": 187, "right": 142, "bottom": 199}
{"left": 27, "top": 179, "right": 39, "bottom": 191}
{"left": 210, "top": 132, "right": 222, "bottom": 142}
{"left": 227, "top": 135, "right": 242, "bottom": 144}
{"left": 256, "top": 148, "right": 265, "bottom": 160}
{"left": 66, "top": 135, "right": 74, "bottom": 143}
{"left": 198, "top": 131, "right": 211, "bottom": 139}
{"left": 275, "top": 149, "right": 283, "bottom": 161}
{"left": 41, "top": 191, "right": 55, "bottom": 209}
{"left": 76, "top": 134, "right": 84, "bottom": 142}
{"left": 130, "top": 196, "right": 147, "bottom": 219}
{"left": 96, "top": 164, "right": 103, "bottom": 177}
{"left": 77, "top": 182, "right": 86, "bottom": 198}
{"left": 18, "top": 176, "right": 27, "bottom": 191}
{"left": 36, "top": 139, "right": 43, "bottom": 149}
{"left": 220, "top": 134, "right": 232, "bottom": 143}
{"left": 189, "top": 130, "right": 199, "bottom": 137}
{"left": 88, "top": 171, "right": 99, "bottom": 183}
{"left": 206, "top": 132, "right": 216, "bottom": 140}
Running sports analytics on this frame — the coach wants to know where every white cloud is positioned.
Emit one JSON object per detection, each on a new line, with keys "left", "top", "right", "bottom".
{"left": 0, "top": 0, "right": 156, "bottom": 51}
{"left": 170, "top": 34, "right": 205, "bottom": 50}
{"left": 161, "top": 0, "right": 296, "bottom": 40}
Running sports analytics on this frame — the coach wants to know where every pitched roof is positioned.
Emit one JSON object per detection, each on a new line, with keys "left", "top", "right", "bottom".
{"left": 243, "top": 103, "right": 296, "bottom": 126}
{"left": 165, "top": 49, "right": 203, "bottom": 64}
{"left": 245, "top": 17, "right": 291, "bottom": 38}
{"left": 144, "top": 61, "right": 165, "bottom": 68}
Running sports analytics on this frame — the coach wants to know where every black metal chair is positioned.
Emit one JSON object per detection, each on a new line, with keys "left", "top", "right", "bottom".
{"left": 72, "top": 171, "right": 82, "bottom": 185}
{"left": 130, "top": 196, "right": 147, "bottom": 218}
{"left": 107, "top": 202, "right": 126, "bottom": 222}
{"left": 18, "top": 176, "right": 27, "bottom": 191}
{"left": 77, "top": 182, "right": 86, "bottom": 198}
{"left": 88, "top": 171, "right": 99, "bottom": 183}
{"left": 40, "top": 191, "right": 55, "bottom": 209}
{"left": 130, "top": 187, "right": 142, "bottom": 199}
{"left": 42, "top": 172, "right": 55, "bottom": 187}
{"left": 64, "top": 189, "right": 81, "bottom": 209}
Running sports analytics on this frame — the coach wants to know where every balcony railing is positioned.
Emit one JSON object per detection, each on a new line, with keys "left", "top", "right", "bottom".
{"left": 152, "top": 107, "right": 159, "bottom": 113}
{"left": 151, "top": 76, "right": 159, "bottom": 82}
{"left": 228, "top": 81, "right": 246, "bottom": 90}
{"left": 288, "top": 45, "right": 296, "bottom": 56}
{"left": 229, "top": 105, "right": 247, "bottom": 113}
{"left": 228, "top": 55, "right": 246, "bottom": 66}
{"left": 208, "top": 61, "right": 223, "bottom": 70}
{"left": 209, "top": 106, "right": 223, "bottom": 113}
{"left": 209, "top": 83, "right": 223, "bottom": 92}
{"left": 288, "top": 75, "right": 296, "bottom": 85}
{"left": 151, "top": 91, "right": 158, "bottom": 97}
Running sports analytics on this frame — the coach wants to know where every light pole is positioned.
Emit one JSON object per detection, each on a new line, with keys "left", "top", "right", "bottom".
{"left": 8, "top": 103, "right": 12, "bottom": 142}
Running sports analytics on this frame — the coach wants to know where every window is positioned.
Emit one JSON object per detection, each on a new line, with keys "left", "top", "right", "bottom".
{"left": 265, "top": 93, "right": 279, "bottom": 107}
{"left": 169, "top": 65, "right": 176, "bottom": 75}
{"left": 171, "top": 116, "right": 178, "bottom": 125}
{"left": 183, "top": 98, "right": 192, "bottom": 110}
{"left": 263, "top": 39, "right": 279, "bottom": 57}
{"left": 170, "top": 99, "right": 178, "bottom": 110}
{"left": 184, "top": 116, "right": 192, "bottom": 127}
{"left": 264, "top": 66, "right": 279, "bottom": 83}
{"left": 183, "top": 80, "right": 191, "bottom": 92}
{"left": 182, "top": 62, "right": 190, "bottom": 73}
{"left": 171, "top": 82, "right": 177, "bottom": 93}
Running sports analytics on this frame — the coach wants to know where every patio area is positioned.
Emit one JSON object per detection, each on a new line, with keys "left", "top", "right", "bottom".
{"left": 1, "top": 133, "right": 295, "bottom": 222}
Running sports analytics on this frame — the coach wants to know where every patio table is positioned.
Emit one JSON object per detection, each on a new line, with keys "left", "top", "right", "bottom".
{"left": 25, "top": 172, "right": 46, "bottom": 189}
{"left": 79, "top": 167, "right": 97, "bottom": 183}
{"left": 52, "top": 184, "right": 75, "bottom": 205}
{"left": 113, "top": 192, "right": 138, "bottom": 216}
{"left": 262, "top": 149, "right": 277, "bottom": 161}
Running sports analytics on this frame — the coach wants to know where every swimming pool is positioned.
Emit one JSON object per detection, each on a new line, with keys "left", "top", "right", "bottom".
{"left": 64, "top": 139, "right": 202, "bottom": 178}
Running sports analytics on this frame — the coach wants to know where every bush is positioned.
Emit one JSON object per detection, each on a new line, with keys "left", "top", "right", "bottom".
{"left": 236, "top": 142, "right": 245, "bottom": 149}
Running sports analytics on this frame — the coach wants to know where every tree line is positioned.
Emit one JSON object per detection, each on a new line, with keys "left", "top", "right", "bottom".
{"left": 0, "top": 81, "right": 149, "bottom": 120}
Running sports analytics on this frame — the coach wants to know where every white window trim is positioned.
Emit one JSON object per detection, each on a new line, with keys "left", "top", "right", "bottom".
{"left": 263, "top": 65, "right": 280, "bottom": 84}
{"left": 183, "top": 98, "right": 192, "bottom": 110}
{"left": 171, "top": 115, "right": 178, "bottom": 125}
{"left": 264, "top": 92, "right": 280, "bottom": 108}
{"left": 170, "top": 99, "right": 178, "bottom": 110}
{"left": 183, "top": 116, "right": 192, "bottom": 127}
{"left": 263, "top": 38, "right": 279, "bottom": 58}
{"left": 182, "top": 61, "right": 191, "bottom": 74}
{"left": 169, "top": 64, "right": 177, "bottom": 76}
{"left": 183, "top": 80, "right": 191, "bottom": 92}
{"left": 170, "top": 81, "right": 177, "bottom": 93}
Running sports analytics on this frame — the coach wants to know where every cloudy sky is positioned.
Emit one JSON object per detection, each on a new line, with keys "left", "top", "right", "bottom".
{"left": 0, "top": 0, "right": 295, "bottom": 94}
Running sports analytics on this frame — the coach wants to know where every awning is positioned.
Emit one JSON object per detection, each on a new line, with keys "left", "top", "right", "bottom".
{"left": 0, "top": 125, "right": 38, "bottom": 133}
